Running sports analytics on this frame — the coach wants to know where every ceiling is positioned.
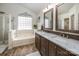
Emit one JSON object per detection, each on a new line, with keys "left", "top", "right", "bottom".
{"left": 19, "top": 12, "right": 32, "bottom": 17}
{"left": 20, "top": 3, "right": 50, "bottom": 15}
{"left": 58, "top": 3, "right": 75, "bottom": 14}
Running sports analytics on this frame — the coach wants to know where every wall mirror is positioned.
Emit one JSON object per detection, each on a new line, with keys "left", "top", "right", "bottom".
{"left": 56, "top": 3, "right": 79, "bottom": 33}
{"left": 44, "top": 8, "right": 53, "bottom": 30}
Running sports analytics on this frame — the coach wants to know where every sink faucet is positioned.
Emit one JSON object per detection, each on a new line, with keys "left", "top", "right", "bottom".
{"left": 62, "top": 34, "right": 65, "bottom": 37}
{"left": 66, "top": 35, "right": 69, "bottom": 39}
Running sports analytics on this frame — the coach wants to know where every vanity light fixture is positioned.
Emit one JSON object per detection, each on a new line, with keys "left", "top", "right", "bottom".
{"left": 43, "top": 8, "right": 48, "bottom": 12}
{"left": 43, "top": 3, "right": 58, "bottom": 13}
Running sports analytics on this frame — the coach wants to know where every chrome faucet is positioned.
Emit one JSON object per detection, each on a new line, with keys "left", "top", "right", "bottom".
{"left": 66, "top": 35, "right": 69, "bottom": 39}
{"left": 62, "top": 34, "right": 65, "bottom": 37}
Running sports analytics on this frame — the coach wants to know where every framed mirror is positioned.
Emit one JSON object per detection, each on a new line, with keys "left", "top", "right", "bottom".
{"left": 44, "top": 8, "right": 53, "bottom": 30}
{"left": 56, "top": 3, "right": 79, "bottom": 33}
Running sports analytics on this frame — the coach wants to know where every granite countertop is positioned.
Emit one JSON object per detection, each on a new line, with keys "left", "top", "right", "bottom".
{"left": 35, "top": 30, "right": 79, "bottom": 55}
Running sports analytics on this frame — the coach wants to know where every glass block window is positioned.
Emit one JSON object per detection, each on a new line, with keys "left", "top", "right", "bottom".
{"left": 18, "top": 16, "right": 32, "bottom": 30}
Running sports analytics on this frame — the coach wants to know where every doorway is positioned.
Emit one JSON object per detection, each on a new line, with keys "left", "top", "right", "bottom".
{"left": 64, "top": 18, "right": 69, "bottom": 30}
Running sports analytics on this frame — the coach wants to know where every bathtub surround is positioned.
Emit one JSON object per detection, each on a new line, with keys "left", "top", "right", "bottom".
{"left": 9, "top": 30, "right": 35, "bottom": 48}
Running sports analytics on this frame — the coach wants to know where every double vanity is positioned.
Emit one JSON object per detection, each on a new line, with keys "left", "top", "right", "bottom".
{"left": 35, "top": 30, "right": 79, "bottom": 56}
{"left": 35, "top": 3, "right": 79, "bottom": 56}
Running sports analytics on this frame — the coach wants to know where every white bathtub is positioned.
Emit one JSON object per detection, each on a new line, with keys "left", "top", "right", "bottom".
{"left": 9, "top": 30, "right": 35, "bottom": 49}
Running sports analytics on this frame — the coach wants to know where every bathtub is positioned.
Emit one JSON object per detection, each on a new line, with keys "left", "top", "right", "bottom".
{"left": 9, "top": 30, "right": 35, "bottom": 49}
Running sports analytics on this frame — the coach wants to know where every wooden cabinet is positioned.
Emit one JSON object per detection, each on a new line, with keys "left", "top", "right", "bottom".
{"left": 56, "top": 46, "right": 69, "bottom": 56}
{"left": 56, "top": 45, "right": 75, "bottom": 56}
{"left": 35, "top": 33, "right": 76, "bottom": 56}
{"left": 48, "top": 41, "right": 56, "bottom": 56}
{"left": 35, "top": 33, "right": 41, "bottom": 51}
{"left": 68, "top": 52, "right": 76, "bottom": 56}
{"left": 40, "top": 37, "right": 48, "bottom": 56}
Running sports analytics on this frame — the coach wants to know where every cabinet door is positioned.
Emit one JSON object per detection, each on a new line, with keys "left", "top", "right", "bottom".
{"left": 49, "top": 41, "right": 56, "bottom": 56}
{"left": 35, "top": 34, "right": 38, "bottom": 49}
{"left": 44, "top": 38, "right": 49, "bottom": 56}
{"left": 56, "top": 46, "right": 69, "bottom": 56}
{"left": 68, "top": 52, "right": 76, "bottom": 56}
{"left": 40, "top": 37, "right": 48, "bottom": 56}
{"left": 35, "top": 33, "right": 41, "bottom": 51}
{"left": 37, "top": 35, "right": 41, "bottom": 51}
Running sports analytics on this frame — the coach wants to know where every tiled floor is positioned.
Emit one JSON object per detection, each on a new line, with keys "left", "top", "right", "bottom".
{"left": 0, "top": 44, "right": 7, "bottom": 54}
{"left": 1, "top": 43, "right": 37, "bottom": 56}
{"left": 26, "top": 51, "right": 41, "bottom": 56}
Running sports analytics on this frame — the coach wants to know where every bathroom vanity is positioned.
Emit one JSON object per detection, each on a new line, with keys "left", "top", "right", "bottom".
{"left": 35, "top": 31, "right": 79, "bottom": 56}
{"left": 35, "top": 3, "right": 79, "bottom": 56}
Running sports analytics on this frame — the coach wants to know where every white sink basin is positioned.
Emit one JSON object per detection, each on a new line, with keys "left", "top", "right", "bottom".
{"left": 53, "top": 36, "right": 69, "bottom": 45}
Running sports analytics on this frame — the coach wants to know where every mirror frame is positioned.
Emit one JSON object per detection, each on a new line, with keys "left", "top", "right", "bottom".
{"left": 43, "top": 8, "right": 53, "bottom": 30}
{"left": 55, "top": 3, "right": 79, "bottom": 34}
